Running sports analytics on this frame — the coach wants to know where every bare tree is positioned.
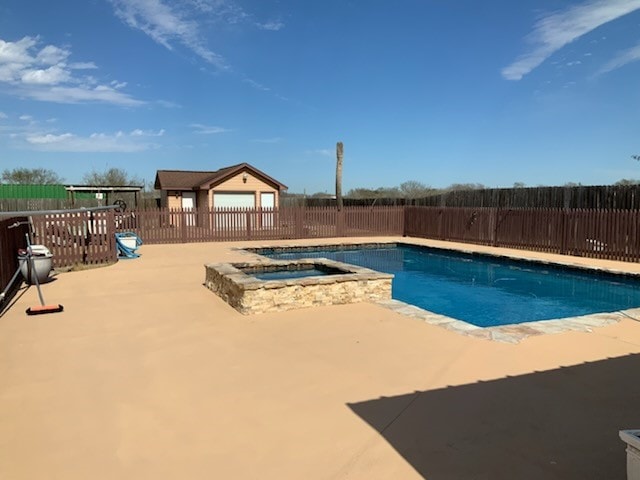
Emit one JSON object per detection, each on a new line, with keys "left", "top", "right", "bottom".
{"left": 1, "top": 167, "right": 63, "bottom": 184}
{"left": 336, "top": 142, "right": 344, "bottom": 211}
{"left": 400, "top": 180, "right": 431, "bottom": 198}
{"left": 83, "top": 167, "right": 143, "bottom": 186}
{"left": 446, "top": 183, "right": 486, "bottom": 191}
{"left": 615, "top": 178, "right": 640, "bottom": 186}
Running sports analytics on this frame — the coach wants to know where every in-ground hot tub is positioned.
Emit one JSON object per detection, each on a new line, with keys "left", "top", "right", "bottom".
{"left": 205, "top": 258, "right": 393, "bottom": 314}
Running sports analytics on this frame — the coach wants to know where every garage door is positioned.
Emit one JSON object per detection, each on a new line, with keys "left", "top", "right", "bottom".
{"left": 214, "top": 193, "right": 255, "bottom": 209}
{"left": 181, "top": 192, "right": 196, "bottom": 226}
{"left": 214, "top": 193, "right": 255, "bottom": 230}
{"left": 260, "top": 192, "right": 275, "bottom": 228}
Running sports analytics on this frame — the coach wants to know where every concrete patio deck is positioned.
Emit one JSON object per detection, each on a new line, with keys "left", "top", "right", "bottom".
{"left": 2, "top": 237, "right": 640, "bottom": 479}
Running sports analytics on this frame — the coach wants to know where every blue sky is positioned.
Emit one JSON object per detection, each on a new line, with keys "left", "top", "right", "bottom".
{"left": 1, "top": 0, "right": 640, "bottom": 193}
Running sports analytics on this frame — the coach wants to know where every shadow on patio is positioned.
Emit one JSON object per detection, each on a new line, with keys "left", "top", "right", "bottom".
{"left": 348, "top": 353, "right": 640, "bottom": 479}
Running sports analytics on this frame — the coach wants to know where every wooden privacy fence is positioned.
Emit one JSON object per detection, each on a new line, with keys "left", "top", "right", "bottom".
{"left": 0, "top": 207, "right": 402, "bottom": 271}
{"left": 6, "top": 205, "right": 640, "bottom": 270}
{"left": 405, "top": 206, "right": 640, "bottom": 262}
{"left": 30, "top": 210, "right": 117, "bottom": 268}
{"left": 418, "top": 184, "right": 640, "bottom": 209}
{"left": 115, "top": 206, "right": 405, "bottom": 244}
{"left": 0, "top": 217, "right": 29, "bottom": 298}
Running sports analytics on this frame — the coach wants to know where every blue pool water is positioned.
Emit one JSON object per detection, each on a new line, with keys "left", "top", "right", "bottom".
{"left": 258, "top": 244, "right": 640, "bottom": 327}
{"left": 253, "top": 268, "right": 331, "bottom": 281}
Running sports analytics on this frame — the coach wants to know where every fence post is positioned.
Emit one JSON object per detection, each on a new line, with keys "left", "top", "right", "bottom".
{"left": 492, "top": 208, "right": 499, "bottom": 247}
{"left": 560, "top": 209, "right": 567, "bottom": 255}
{"left": 336, "top": 210, "right": 344, "bottom": 237}
{"left": 295, "top": 207, "right": 305, "bottom": 238}
{"left": 82, "top": 211, "right": 91, "bottom": 264}
{"left": 246, "top": 210, "right": 252, "bottom": 240}
{"left": 181, "top": 209, "right": 187, "bottom": 243}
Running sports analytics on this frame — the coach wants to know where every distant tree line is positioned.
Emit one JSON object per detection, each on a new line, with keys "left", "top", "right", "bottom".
{"left": 8, "top": 167, "right": 640, "bottom": 203}
{"left": 1, "top": 167, "right": 144, "bottom": 187}
{"left": 345, "top": 181, "right": 488, "bottom": 199}
{"left": 0, "top": 168, "right": 64, "bottom": 185}
{"left": 283, "top": 178, "right": 640, "bottom": 201}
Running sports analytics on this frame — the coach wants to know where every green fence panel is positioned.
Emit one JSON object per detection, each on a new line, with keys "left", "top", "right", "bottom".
{"left": 0, "top": 184, "right": 67, "bottom": 199}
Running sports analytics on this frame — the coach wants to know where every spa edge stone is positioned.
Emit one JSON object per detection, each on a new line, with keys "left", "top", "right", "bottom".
{"left": 205, "top": 258, "right": 393, "bottom": 315}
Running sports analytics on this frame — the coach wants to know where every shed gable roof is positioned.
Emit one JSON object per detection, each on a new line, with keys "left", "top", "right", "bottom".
{"left": 154, "top": 163, "right": 287, "bottom": 191}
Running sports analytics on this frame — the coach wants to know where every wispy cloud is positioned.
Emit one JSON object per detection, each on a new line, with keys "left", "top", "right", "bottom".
{"left": 0, "top": 36, "right": 143, "bottom": 106}
{"left": 251, "top": 137, "right": 282, "bottom": 144}
{"left": 26, "top": 85, "right": 142, "bottom": 105}
{"left": 110, "top": 0, "right": 229, "bottom": 69}
{"left": 68, "top": 62, "right": 98, "bottom": 70}
{"left": 0, "top": 111, "right": 7, "bottom": 119}
{"left": 109, "top": 1, "right": 285, "bottom": 80}
{"left": 23, "top": 128, "right": 164, "bottom": 152}
{"left": 131, "top": 128, "right": 165, "bottom": 136}
{"left": 256, "top": 20, "right": 284, "bottom": 31}
{"left": 502, "top": 0, "right": 640, "bottom": 80}
{"left": 598, "top": 43, "right": 640, "bottom": 74}
{"left": 0, "top": 113, "right": 41, "bottom": 136}
{"left": 110, "top": 80, "right": 127, "bottom": 89}
{"left": 188, "top": 0, "right": 248, "bottom": 22}
{"left": 306, "top": 149, "right": 333, "bottom": 157}
{"left": 156, "top": 99, "right": 181, "bottom": 108}
{"left": 190, "top": 123, "right": 231, "bottom": 134}
{"left": 242, "top": 77, "right": 270, "bottom": 91}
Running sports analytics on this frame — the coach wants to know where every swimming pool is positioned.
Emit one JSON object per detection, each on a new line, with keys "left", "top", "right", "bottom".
{"left": 254, "top": 244, "right": 640, "bottom": 327}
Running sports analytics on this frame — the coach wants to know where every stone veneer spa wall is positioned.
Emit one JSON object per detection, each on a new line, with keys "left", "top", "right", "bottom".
{"left": 205, "top": 258, "right": 393, "bottom": 314}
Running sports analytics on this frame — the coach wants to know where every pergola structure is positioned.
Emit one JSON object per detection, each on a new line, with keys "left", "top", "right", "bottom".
{"left": 65, "top": 185, "right": 144, "bottom": 209}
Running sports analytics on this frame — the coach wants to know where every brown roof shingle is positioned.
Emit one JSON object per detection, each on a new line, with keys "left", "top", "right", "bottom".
{"left": 154, "top": 163, "right": 286, "bottom": 191}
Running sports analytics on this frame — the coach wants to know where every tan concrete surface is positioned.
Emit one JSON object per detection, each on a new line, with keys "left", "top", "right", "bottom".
{"left": 1, "top": 237, "right": 640, "bottom": 479}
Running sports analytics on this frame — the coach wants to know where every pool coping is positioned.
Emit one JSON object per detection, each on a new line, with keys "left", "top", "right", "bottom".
{"left": 237, "top": 240, "right": 640, "bottom": 343}
{"left": 376, "top": 298, "right": 639, "bottom": 344}
{"left": 208, "top": 258, "right": 393, "bottom": 291}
